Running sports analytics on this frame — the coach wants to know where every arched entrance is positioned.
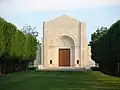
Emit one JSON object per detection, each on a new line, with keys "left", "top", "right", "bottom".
{"left": 53, "top": 35, "right": 75, "bottom": 67}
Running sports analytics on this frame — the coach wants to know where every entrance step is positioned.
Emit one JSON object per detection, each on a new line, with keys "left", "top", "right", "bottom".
{"left": 38, "top": 67, "right": 87, "bottom": 71}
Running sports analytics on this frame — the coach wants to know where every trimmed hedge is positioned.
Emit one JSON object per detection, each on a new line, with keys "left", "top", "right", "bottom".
{"left": 91, "top": 20, "right": 120, "bottom": 76}
{"left": 0, "top": 17, "right": 38, "bottom": 74}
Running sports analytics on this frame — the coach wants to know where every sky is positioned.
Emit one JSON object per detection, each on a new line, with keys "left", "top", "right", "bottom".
{"left": 0, "top": 0, "right": 120, "bottom": 43}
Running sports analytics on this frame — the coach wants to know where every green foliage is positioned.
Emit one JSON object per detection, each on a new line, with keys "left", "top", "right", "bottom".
{"left": 91, "top": 20, "right": 120, "bottom": 76}
{"left": 92, "top": 26, "right": 108, "bottom": 41}
{"left": 0, "top": 18, "right": 6, "bottom": 56}
{"left": 0, "top": 17, "right": 38, "bottom": 74}
{"left": 0, "top": 17, "right": 38, "bottom": 61}
{"left": 90, "top": 20, "right": 120, "bottom": 76}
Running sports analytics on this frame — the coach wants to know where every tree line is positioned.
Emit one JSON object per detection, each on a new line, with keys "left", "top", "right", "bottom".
{"left": 90, "top": 20, "right": 120, "bottom": 76}
{"left": 0, "top": 17, "right": 38, "bottom": 74}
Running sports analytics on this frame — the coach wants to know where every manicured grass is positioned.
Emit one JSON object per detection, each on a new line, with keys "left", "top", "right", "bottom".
{"left": 0, "top": 70, "right": 120, "bottom": 90}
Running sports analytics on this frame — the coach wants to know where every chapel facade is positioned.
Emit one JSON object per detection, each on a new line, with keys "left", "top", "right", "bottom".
{"left": 35, "top": 15, "right": 95, "bottom": 69}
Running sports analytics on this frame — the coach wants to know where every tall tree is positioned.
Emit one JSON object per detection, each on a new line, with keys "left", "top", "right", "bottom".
{"left": 21, "top": 25, "right": 39, "bottom": 61}
{"left": 91, "top": 20, "right": 120, "bottom": 76}
{"left": 90, "top": 26, "right": 108, "bottom": 43}
{"left": 21, "top": 25, "right": 38, "bottom": 37}
{"left": 0, "top": 17, "right": 39, "bottom": 74}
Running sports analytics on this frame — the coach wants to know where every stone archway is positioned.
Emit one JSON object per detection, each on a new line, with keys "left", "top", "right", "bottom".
{"left": 53, "top": 35, "right": 75, "bottom": 67}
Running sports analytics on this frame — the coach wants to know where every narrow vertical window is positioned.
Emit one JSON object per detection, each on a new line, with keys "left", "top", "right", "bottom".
{"left": 77, "top": 60, "right": 79, "bottom": 64}
{"left": 50, "top": 60, "right": 52, "bottom": 64}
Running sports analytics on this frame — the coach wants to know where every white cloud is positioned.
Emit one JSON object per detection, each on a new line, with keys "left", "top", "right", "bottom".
{"left": 0, "top": 0, "right": 120, "bottom": 15}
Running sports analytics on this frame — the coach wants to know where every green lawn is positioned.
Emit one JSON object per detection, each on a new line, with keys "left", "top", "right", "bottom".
{"left": 0, "top": 70, "right": 120, "bottom": 90}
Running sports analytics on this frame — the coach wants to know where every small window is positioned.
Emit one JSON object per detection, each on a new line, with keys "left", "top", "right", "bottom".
{"left": 50, "top": 60, "right": 52, "bottom": 64}
{"left": 77, "top": 60, "right": 79, "bottom": 64}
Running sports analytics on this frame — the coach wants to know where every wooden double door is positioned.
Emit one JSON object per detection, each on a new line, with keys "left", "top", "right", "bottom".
{"left": 59, "top": 49, "right": 70, "bottom": 66}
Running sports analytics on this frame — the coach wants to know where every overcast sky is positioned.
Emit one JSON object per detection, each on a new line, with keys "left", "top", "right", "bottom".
{"left": 0, "top": 0, "right": 120, "bottom": 42}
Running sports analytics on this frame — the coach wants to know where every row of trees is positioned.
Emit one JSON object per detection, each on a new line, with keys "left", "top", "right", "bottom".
{"left": 0, "top": 17, "right": 38, "bottom": 74}
{"left": 90, "top": 20, "right": 120, "bottom": 76}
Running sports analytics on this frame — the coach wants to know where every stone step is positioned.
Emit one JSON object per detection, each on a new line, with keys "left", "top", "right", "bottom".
{"left": 38, "top": 68, "right": 89, "bottom": 71}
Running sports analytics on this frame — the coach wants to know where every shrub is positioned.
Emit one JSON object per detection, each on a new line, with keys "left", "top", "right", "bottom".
{"left": 27, "top": 66, "right": 37, "bottom": 70}
{"left": 91, "top": 67, "right": 99, "bottom": 71}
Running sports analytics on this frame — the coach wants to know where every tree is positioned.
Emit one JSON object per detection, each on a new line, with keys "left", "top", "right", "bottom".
{"left": 0, "top": 17, "right": 6, "bottom": 56}
{"left": 0, "top": 17, "right": 39, "bottom": 74}
{"left": 21, "top": 25, "right": 39, "bottom": 66}
{"left": 21, "top": 25, "right": 38, "bottom": 37}
{"left": 89, "top": 26, "right": 108, "bottom": 45}
{"left": 90, "top": 20, "right": 120, "bottom": 76}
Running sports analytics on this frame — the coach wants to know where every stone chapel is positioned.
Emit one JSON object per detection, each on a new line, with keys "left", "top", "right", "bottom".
{"left": 34, "top": 15, "right": 95, "bottom": 69}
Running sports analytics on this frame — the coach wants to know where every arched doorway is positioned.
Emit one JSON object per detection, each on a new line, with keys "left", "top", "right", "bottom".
{"left": 53, "top": 35, "right": 75, "bottom": 67}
